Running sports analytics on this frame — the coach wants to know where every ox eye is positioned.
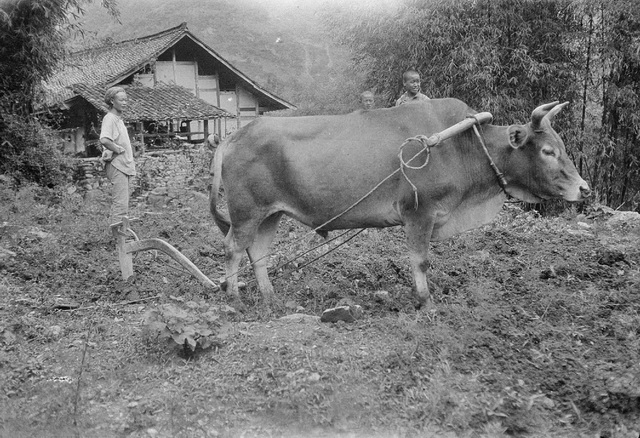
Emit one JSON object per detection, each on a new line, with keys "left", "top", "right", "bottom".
{"left": 542, "top": 147, "right": 556, "bottom": 157}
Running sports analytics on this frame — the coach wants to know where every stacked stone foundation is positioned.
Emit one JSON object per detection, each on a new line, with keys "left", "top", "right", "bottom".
{"left": 74, "top": 147, "right": 213, "bottom": 208}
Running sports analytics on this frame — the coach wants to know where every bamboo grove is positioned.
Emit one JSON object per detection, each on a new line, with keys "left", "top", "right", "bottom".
{"left": 324, "top": 0, "right": 640, "bottom": 211}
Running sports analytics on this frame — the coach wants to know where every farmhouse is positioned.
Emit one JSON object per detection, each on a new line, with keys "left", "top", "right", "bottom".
{"left": 42, "top": 22, "right": 296, "bottom": 155}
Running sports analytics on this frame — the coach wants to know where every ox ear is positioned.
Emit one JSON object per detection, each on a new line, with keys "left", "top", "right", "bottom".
{"left": 508, "top": 125, "right": 528, "bottom": 149}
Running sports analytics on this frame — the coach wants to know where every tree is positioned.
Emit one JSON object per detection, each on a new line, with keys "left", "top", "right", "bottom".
{"left": 567, "top": 0, "right": 640, "bottom": 209}
{"left": 0, "top": 0, "right": 118, "bottom": 185}
{"left": 597, "top": 1, "right": 640, "bottom": 208}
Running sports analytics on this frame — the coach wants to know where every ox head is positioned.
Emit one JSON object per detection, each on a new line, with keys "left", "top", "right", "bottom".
{"left": 504, "top": 101, "right": 591, "bottom": 203}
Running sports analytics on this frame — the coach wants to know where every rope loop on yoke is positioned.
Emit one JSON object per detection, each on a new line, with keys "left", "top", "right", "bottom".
{"left": 398, "top": 134, "right": 433, "bottom": 210}
{"left": 398, "top": 135, "right": 433, "bottom": 170}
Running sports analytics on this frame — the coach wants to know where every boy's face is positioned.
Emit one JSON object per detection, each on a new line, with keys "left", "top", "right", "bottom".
{"left": 403, "top": 73, "right": 421, "bottom": 96}
{"left": 361, "top": 94, "right": 374, "bottom": 110}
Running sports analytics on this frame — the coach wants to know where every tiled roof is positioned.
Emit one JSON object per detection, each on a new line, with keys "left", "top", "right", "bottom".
{"left": 42, "top": 23, "right": 188, "bottom": 106}
{"left": 70, "top": 83, "right": 234, "bottom": 122}
{"left": 41, "top": 22, "right": 295, "bottom": 110}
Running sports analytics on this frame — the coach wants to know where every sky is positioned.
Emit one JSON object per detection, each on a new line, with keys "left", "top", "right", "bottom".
{"left": 251, "top": 0, "right": 401, "bottom": 9}
{"left": 254, "top": 0, "right": 402, "bottom": 18}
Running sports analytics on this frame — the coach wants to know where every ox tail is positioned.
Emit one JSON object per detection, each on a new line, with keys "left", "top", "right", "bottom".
{"left": 209, "top": 139, "right": 231, "bottom": 236}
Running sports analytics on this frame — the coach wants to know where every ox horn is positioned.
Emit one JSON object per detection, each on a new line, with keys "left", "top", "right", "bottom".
{"left": 544, "top": 101, "right": 569, "bottom": 122}
{"left": 531, "top": 101, "right": 560, "bottom": 130}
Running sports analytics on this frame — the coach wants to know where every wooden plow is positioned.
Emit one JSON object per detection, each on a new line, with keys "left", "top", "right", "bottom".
{"left": 110, "top": 216, "right": 218, "bottom": 291}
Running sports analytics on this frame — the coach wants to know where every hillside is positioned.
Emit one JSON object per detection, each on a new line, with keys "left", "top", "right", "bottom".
{"left": 70, "top": 0, "right": 361, "bottom": 110}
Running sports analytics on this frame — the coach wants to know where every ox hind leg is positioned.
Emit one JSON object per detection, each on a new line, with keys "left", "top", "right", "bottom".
{"left": 246, "top": 213, "right": 282, "bottom": 309}
{"left": 222, "top": 223, "right": 251, "bottom": 310}
{"left": 222, "top": 213, "right": 281, "bottom": 310}
{"left": 403, "top": 220, "right": 436, "bottom": 310}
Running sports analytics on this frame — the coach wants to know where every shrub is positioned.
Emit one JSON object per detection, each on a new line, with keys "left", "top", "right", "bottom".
{"left": 0, "top": 115, "right": 73, "bottom": 188}
{"left": 142, "top": 301, "right": 232, "bottom": 357}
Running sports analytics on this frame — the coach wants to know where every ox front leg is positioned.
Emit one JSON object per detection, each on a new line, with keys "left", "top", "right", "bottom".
{"left": 404, "top": 222, "right": 435, "bottom": 310}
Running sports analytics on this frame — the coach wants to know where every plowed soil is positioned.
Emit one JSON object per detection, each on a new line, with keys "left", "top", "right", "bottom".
{"left": 1, "top": 186, "right": 639, "bottom": 438}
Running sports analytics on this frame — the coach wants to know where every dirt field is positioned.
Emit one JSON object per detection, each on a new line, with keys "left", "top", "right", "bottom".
{"left": 1, "top": 184, "right": 639, "bottom": 438}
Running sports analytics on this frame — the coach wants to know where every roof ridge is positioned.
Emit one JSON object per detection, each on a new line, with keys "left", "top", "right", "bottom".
{"left": 70, "top": 22, "right": 188, "bottom": 57}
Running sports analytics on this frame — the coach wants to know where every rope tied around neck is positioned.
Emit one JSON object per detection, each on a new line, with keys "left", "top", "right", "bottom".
{"left": 469, "top": 115, "right": 508, "bottom": 190}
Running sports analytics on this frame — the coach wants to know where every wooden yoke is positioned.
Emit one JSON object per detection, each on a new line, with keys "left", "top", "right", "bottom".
{"left": 110, "top": 216, "right": 218, "bottom": 291}
{"left": 425, "top": 112, "right": 493, "bottom": 147}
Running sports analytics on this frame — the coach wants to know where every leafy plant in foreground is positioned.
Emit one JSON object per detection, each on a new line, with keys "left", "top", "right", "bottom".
{"left": 142, "top": 302, "right": 230, "bottom": 357}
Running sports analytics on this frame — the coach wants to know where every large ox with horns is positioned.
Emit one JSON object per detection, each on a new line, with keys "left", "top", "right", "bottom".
{"left": 210, "top": 98, "right": 590, "bottom": 309}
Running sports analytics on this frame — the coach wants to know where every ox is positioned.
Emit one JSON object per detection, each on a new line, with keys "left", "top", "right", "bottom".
{"left": 210, "top": 98, "right": 590, "bottom": 309}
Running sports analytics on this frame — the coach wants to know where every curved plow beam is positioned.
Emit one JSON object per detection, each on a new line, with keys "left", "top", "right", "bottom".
{"left": 124, "top": 238, "right": 219, "bottom": 291}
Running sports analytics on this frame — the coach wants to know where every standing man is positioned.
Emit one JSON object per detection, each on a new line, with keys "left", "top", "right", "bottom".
{"left": 360, "top": 90, "right": 375, "bottom": 110}
{"left": 395, "top": 70, "right": 430, "bottom": 106}
{"left": 100, "top": 86, "right": 136, "bottom": 223}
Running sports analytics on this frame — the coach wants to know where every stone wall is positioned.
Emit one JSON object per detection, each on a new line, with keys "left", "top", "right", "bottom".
{"left": 74, "top": 147, "right": 214, "bottom": 207}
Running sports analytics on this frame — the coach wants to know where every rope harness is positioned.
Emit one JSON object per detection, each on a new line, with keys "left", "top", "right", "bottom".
{"left": 471, "top": 120, "right": 508, "bottom": 190}
{"left": 221, "top": 112, "right": 507, "bottom": 284}
{"left": 398, "top": 114, "right": 508, "bottom": 210}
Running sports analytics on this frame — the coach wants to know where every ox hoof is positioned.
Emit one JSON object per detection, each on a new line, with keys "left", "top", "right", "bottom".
{"left": 414, "top": 296, "right": 434, "bottom": 311}
{"left": 230, "top": 298, "right": 248, "bottom": 313}
{"left": 263, "top": 295, "right": 284, "bottom": 313}
{"left": 219, "top": 278, "right": 247, "bottom": 291}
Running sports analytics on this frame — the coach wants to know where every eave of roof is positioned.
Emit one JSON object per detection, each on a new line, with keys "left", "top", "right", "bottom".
{"left": 68, "top": 83, "right": 235, "bottom": 122}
